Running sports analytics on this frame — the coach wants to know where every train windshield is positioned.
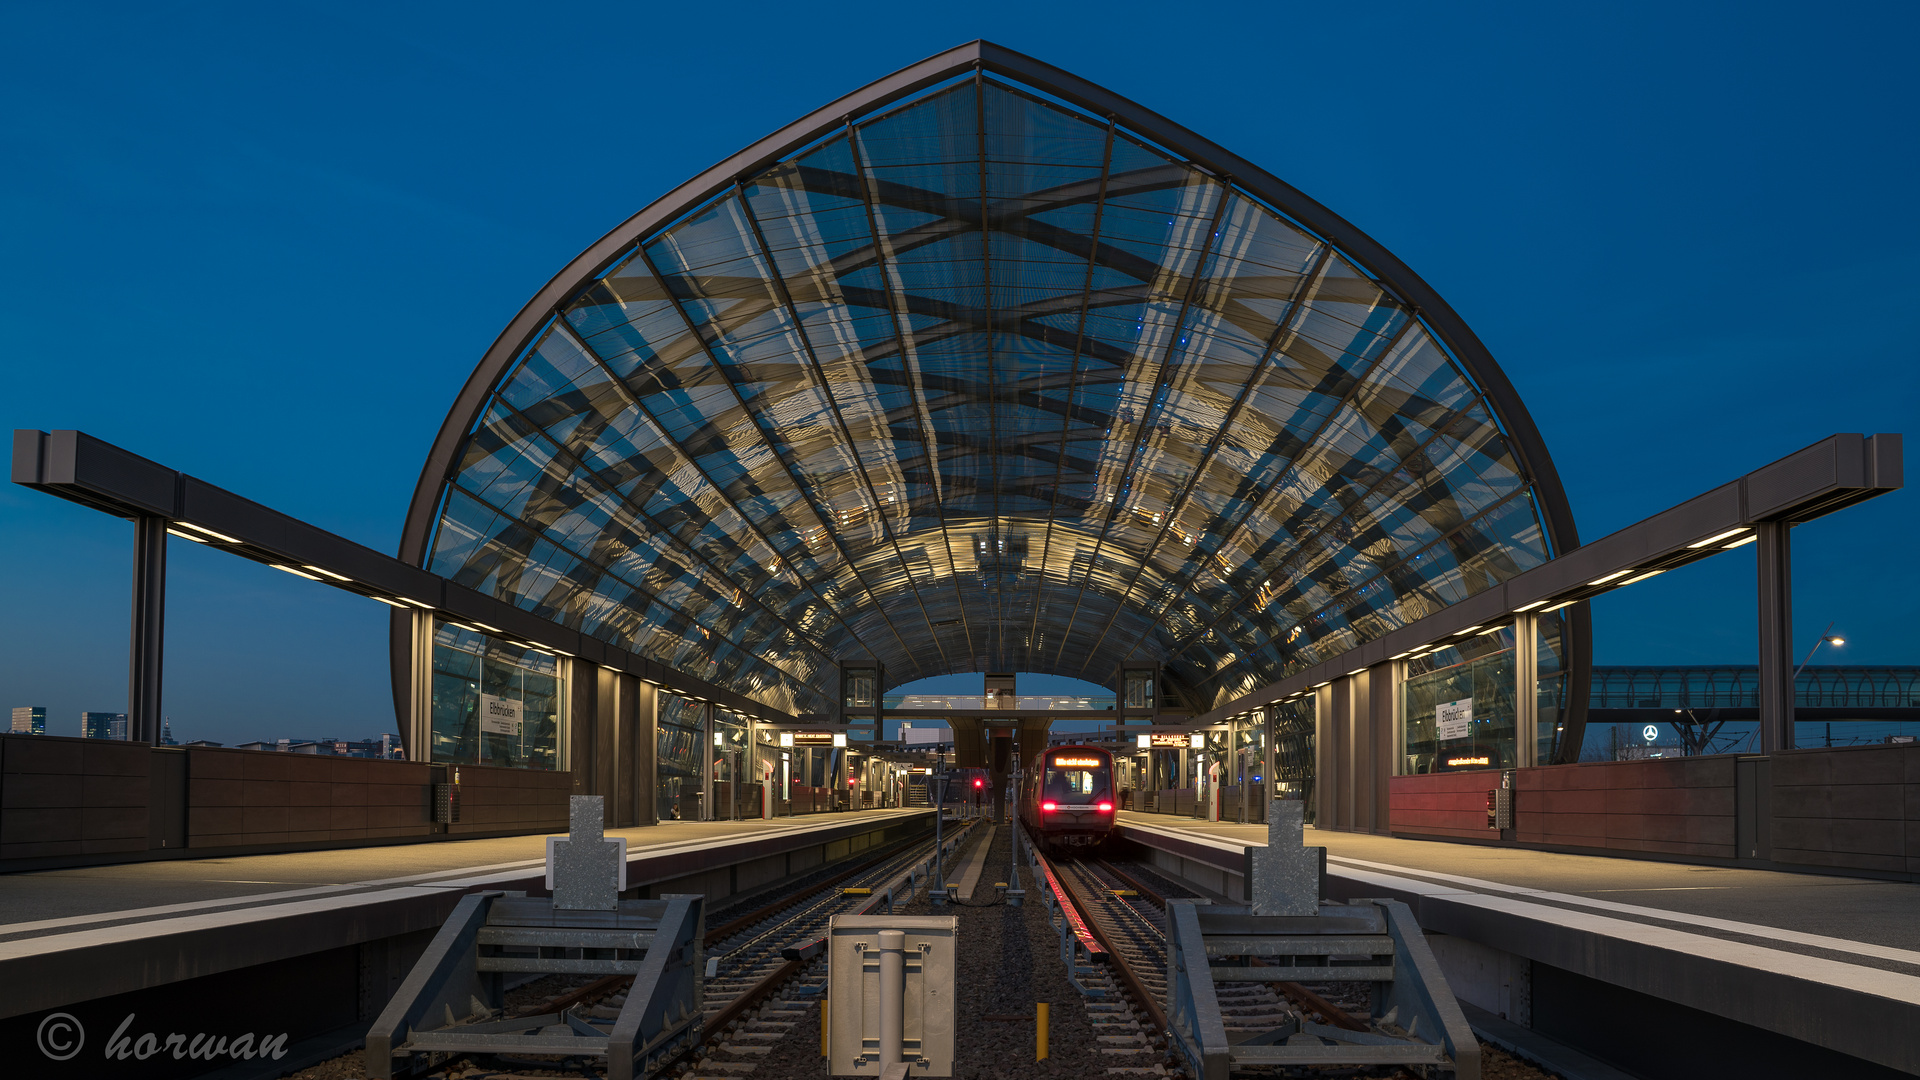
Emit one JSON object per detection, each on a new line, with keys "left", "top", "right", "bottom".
{"left": 1043, "top": 756, "right": 1111, "bottom": 801}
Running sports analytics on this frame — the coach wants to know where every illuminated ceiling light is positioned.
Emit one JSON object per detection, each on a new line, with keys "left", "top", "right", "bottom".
{"left": 1453, "top": 625, "right": 1481, "bottom": 636}
{"left": 302, "top": 565, "right": 350, "bottom": 581}
{"left": 176, "top": 521, "right": 240, "bottom": 543}
{"left": 470, "top": 623, "right": 502, "bottom": 634}
{"left": 1542, "top": 599, "right": 1578, "bottom": 612}
{"left": 1513, "top": 599, "right": 1549, "bottom": 612}
{"left": 1390, "top": 650, "right": 1412, "bottom": 660}
{"left": 370, "top": 596, "right": 408, "bottom": 608}
{"left": 397, "top": 597, "right": 434, "bottom": 608}
{"left": 1618, "top": 569, "right": 1666, "bottom": 586}
{"left": 447, "top": 622, "right": 481, "bottom": 634}
{"left": 1687, "top": 527, "right": 1752, "bottom": 549}
{"left": 165, "top": 528, "right": 206, "bottom": 543}
{"left": 1345, "top": 668, "right": 1365, "bottom": 676}
{"left": 1723, "top": 535, "right": 1758, "bottom": 549}
{"left": 1478, "top": 625, "right": 1503, "bottom": 635}
{"left": 1589, "top": 570, "right": 1632, "bottom": 585}
{"left": 271, "top": 564, "right": 322, "bottom": 581}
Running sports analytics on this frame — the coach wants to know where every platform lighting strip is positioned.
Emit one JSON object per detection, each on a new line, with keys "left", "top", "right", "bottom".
{"left": 302, "top": 565, "right": 350, "bottom": 582}
{"left": 1723, "top": 534, "right": 1758, "bottom": 549}
{"left": 1588, "top": 570, "right": 1632, "bottom": 586}
{"left": 175, "top": 521, "right": 239, "bottom": 543}
{"left": 271, "top": 564, "right": 323, "bottom": 581}
{"left": 1688, "top": 527, "right": 1753, "bottom": 549}
{"left": 165, "top": 528, "right": 205, "bottom": 543}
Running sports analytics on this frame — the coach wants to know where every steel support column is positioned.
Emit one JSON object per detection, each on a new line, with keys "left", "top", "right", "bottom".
{"left": 128, "top": 514, "right": 167, "bottom": 745}
{"left": 1756, "top": 521, "right": 1795, "bottom": 752}
{"left": 1367, "top": 663, "right": 1393, "bottom": 833}
{"left": 634, "top": 679, "right": 658, "bottom": 825}
{"left": 1514, "top": 613, "right": 1539, "bottom": 769}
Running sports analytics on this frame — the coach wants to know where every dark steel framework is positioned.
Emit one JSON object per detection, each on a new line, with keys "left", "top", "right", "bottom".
{"left": 399, "top": 41, "right": 1586, "bottom": 719}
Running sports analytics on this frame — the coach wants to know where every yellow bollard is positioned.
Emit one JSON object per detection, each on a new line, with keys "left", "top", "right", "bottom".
{"left": 821, "top": 998, "right": 829, "bottom": 1057}
{"left": 1036, "top": 1001, "right": 1049, "bottom": 1060}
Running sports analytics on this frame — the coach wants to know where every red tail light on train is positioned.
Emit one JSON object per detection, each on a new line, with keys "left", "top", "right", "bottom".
{"left": 1097, "top": 802, "right": 1113, "bottom": 812}
{"left": 1041, "top": 801, "right": 1057, "bottom": 812}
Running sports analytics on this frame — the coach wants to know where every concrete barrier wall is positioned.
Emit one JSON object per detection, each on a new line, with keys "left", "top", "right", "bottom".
{"left": 186, "top": 747, "right": 434, "bottom": 847}
{"left": 1771, "top": 742, "right": 1920, "bottom": 875}
{"left": 0, "top": 733, "right": 575, "bottom": 869}
{"left": 1517, "top": 757, "right": 1737, "bottom": 859}
{"left": 0, "top": 734, "right": 154, "bottom": 860}
{"left": 1389, "top": 745, "right": 1920, "bottom": 877}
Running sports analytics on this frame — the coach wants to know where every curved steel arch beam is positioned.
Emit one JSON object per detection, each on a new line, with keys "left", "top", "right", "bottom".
{"left": 397, "top": 39, "right": 1585, "bottom": 720}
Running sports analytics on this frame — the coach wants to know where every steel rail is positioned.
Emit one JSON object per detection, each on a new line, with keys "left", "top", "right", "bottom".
{"left": 1028, "top": 841, "right": 1167, "bottom": 1039}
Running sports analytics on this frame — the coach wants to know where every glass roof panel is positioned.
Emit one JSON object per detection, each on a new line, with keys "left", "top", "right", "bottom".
{"left": 425, "top": 71, "right": 1566, "bottom": 715}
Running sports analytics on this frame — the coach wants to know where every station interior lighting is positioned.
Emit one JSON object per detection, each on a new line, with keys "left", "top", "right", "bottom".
{"left": 175, "top": 521, "right": 239, "bottom": 543}
{"left": 1724, "top": 534, "right": 1758, "bottom": 548}
{"left": 271, "top": 564, "right": 323, "bottom": 581}
{"left": 1687, "top": 527, "right": 1752, "bottom": 549}
{"left": 302, "top": 565, "right": 351, "bottom": 581}
{"left": 165, "top": 528, "right": 206, "bottom": 543}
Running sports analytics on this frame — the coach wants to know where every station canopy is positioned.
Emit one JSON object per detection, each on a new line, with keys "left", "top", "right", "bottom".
{"left": 407, "top": 44, "right": 1576, "bottom": 718}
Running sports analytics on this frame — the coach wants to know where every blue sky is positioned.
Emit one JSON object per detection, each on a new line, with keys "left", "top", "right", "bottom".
{"left": 0, "top": 2, "right": 1913, "bottom": 745}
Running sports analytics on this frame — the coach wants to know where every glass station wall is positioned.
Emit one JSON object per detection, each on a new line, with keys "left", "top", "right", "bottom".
{"left": 712, "top": 708, "right": 749, "bottom": 820}
{"left": 657, "top": 695, "right": 704, "bottom": 821}
{"left": 1536, "top": 613, "right": 1571, "bottom": 763}
{"left": 1401, "top": 628, "right": 1518, "bottom": 773}
{"left": 429, "top": 621, "right": 567, "bottom": 769}
{"left": 1271, "top": 696, "right": 1316, "bottom": 821}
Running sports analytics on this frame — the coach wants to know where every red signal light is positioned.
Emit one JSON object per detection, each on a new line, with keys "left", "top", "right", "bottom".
{"left": 973, "top": 778, "right": 983, "bottom": 789}
{"left": 848, "top": 777, "right": 857, "bottom": 786}
{"left": 1097, "top": 802, "right": 1114, "bottom": 812}
{"left": 1041, "top": 801, "right": 1057, "bottom": 812}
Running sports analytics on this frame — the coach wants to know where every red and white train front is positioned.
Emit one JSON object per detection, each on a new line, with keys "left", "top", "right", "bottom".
{"left": 1022, "top": 745, "right": 1117, "bottom": 852}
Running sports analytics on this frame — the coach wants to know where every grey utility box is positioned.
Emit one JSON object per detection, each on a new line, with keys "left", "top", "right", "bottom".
{"left": 827, "top": 915, "right": 957, "bottom": 1076}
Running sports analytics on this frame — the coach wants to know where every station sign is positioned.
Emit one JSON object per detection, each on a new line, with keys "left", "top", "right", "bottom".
{"left": 789, "top": 731, "right": 845, "bottom": 746}
{"left": 1136, "top": 733, "right": 1192, "bottom": 748}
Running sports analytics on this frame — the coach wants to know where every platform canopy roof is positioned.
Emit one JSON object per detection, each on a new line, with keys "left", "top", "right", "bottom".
{"left": 403, "top": 42, "right": 1578, "bottom": 718}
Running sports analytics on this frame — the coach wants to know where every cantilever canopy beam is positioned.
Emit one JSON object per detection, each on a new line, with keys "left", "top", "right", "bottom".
{"left": 1195, "top": 432, "right": 1903, "bottom": 728}
{"left": 10, "top": 428, "right": 795, "bottom": 726}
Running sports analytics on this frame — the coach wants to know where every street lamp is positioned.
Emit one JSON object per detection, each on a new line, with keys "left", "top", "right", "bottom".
{"left": 1793, "top": 621, "right": 1846, "bottom": 680}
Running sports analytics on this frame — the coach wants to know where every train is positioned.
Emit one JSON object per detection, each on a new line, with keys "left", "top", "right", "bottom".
{"left": 1017, "top": 744, "right": 1118, "bottom": 854}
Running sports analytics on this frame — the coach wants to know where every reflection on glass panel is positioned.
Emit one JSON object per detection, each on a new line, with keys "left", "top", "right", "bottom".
{"left": 1402, "top": 628, "right": 1517, "bottom": 773}
{"left": 423, "top": 71, "right": 1565, "bottom": 718}
{"left": 429, "top": 621, "right": 565, "bottom": 770}
{"left": 657, "top": 695, "right": 704, "bottom": 821}
{"left": 1536, "top": 611, "right": 1569, "bottom": 764}
{"left": 1271, "top": 697, "right": 1316, "bottom": 822}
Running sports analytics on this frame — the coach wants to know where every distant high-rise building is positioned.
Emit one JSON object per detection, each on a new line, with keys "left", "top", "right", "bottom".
{"left": 82, "top": 712, "right": 128, "bottom": 740}
{"left": 160, "top": 717, "right": 177, "bottom": 746}
{"left": 10, "top": 707, "right": 46, "bottom": 735}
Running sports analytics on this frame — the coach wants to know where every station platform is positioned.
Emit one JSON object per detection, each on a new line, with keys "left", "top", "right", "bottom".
{"left": 0, "top": 809, "right": 933, "bottom": 1076}
{"left": 1115, "top": 811, "right": 1920, "bottom": 1079}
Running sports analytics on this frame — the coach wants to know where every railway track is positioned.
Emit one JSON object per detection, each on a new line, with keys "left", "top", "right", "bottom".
{"left": 1027, "top": 836, "right": 1397, "bottom": 1078}
{"left": 684, "top": 820, "right": 977, "bottom": 1075}
{"left": 285, "top": 819, "right": 973, "bottom": 1080}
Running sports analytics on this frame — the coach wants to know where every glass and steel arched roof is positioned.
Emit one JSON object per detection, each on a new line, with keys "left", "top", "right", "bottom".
{"left": 401, "top": 42, "right": 1579, "bottom": 717}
